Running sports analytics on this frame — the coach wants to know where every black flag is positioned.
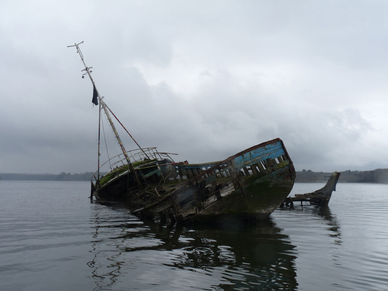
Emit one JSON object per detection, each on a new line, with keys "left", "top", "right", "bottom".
{"left": 92, "top": 85, "right": 98, "bottom": 105}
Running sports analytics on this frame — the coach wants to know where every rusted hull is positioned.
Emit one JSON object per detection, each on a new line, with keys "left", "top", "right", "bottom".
{"left": 199, "top": 168, "right": 294, "bottom": 216}
{"left": 172, "top": 166, "right": 294, "bottom": 222}
{"left": 92, "top": 138, "right": 296, "bottom": 223}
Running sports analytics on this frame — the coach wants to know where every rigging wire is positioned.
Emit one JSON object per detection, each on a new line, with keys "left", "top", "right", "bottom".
{"left": 101, "top": 112, "right": 113, "bottom": 171}
{"left": 103, "top": 102, "right": 150, "bottom": 160}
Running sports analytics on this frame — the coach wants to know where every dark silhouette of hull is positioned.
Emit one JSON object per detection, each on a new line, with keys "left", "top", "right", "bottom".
{"left": 281, "top": 172, "right": 340, "bottom": 208}
{"left": 93, "top": 138, "right": 296, "bottom": 223}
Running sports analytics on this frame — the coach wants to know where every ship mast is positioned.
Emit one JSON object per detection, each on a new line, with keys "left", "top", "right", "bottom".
{"left": 67, "top": 41, "right": 146, "bottom": 183}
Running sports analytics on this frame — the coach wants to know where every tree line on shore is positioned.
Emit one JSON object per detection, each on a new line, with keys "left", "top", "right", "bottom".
{"left": 0, "top": 172, "right": 95, "bottom": 181}
{"left": 297, "top": 169, "right": 388, "bottom": 183}
{"left": 2, "top": 169, "right": 388, "bottom": 183}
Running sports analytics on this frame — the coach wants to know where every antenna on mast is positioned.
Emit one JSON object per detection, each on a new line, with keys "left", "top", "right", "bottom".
{"left": 67, "top": 41, "right": 97, "bottom": 86}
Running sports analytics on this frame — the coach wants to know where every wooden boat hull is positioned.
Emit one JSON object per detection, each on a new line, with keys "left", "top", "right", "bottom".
{"left": 196, "top": 167, "right": 295, "bottom": 217}
{"left": 170, "top": 164, "right": 294, "bottom": 222}
{"left": 92, "top": 138, "right": 296, "bottom": 222}
{"left": 281, "top": 172, "right": 340, "bottom": 208}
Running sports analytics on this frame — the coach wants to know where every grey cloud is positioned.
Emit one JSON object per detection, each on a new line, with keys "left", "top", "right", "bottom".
{"left": 1, "top": 0, "right": 388, "bottom": 173}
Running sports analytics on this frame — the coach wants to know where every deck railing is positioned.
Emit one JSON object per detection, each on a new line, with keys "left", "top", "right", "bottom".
{"left": 92, "top": 147, "right": 178, "bottom": 181}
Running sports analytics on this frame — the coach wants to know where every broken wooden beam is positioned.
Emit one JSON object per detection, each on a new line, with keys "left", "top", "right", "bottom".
{"left": 280, "top": 172, "right": 340, "bottom": 208}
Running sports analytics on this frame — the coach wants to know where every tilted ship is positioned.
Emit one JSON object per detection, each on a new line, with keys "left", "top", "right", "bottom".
{"left": 69, "top": 42, "right": 296, "bottom": 224}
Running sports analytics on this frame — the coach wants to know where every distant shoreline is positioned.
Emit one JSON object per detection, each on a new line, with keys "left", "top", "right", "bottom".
{"left": 296, "top": 169, "right": 388, "bottom": 184}
{"left": 1, "top": 169, "right": 388, "bottom": 183}
{"left": 0, "top": 172, "right": 94, "bottom": 181}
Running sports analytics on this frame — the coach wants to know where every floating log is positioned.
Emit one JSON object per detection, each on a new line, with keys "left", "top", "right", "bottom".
{"left": 281, "top": 172, "right": 340, "bottom": 208}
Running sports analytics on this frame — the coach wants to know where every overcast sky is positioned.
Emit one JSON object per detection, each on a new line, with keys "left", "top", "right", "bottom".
{"left": 2, "top": 0, "right": 388, "bottom": 173}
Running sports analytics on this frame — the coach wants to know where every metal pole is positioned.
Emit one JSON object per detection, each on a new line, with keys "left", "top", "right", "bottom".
{"left": 70, "top": 43, "right": 149, "bottom": 160}
{"left": 68, "top": 41, "right": 141, "bottom": 185}
{"left": 100, "top": 100, "right": 141, "bottom": 185}
{"left": 103, "top": 102, "right": 150, "bottom": 159}
{"left": 97, "top": 100, "right": 101, "bottom": 181}
{"left": 100, "top": 100, "right": 132, "bottom": 166}
{"left": 68, "top": 42, "right": 103, "bottom": 182}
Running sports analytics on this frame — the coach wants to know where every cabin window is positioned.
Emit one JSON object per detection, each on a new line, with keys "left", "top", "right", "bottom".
{"left": 251, "top": 165, "right": 258, "bottom": 174}
{"left": 242, "top": 167, "right": 249, "bottom": 176}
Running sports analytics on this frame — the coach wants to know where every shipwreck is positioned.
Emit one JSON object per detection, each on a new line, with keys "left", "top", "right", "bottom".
{"left": 69, "top": 42, "right": 296, "bottom": 224}
{"left": 281, "top": 172, "right": 340, "bottom": 208}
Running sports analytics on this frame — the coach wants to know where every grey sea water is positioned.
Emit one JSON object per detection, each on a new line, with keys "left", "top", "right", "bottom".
{"left": 1, "top": 180, "right": 388, "bottom": 290}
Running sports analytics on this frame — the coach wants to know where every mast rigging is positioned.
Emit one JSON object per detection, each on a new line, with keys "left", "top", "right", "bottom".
{"left": 67, "top": 41, "right": 149, "bottom": 183}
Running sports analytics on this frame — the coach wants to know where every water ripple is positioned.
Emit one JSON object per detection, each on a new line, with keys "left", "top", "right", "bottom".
{"left": 2, "top": 181, "right": 388, "bottom": 290}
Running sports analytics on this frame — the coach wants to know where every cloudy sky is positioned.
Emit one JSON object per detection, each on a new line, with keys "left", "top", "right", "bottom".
{"left": 1, "top": 0, "right": 388, "bottom": 173}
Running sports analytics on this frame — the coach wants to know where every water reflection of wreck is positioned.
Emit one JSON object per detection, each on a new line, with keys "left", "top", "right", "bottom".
{"left": 315, "top": 206, "right": 342, "bottom": 245}
{"left": 87, "top": 205, "right": 133, "bottom": 291}
{"left": 279, "top": 205, "right": 342, "bottom": 246}
{"left": 88, "top": 206, "right": 298, "bottom": 290}
{"left": 165, "top": 219, "right": 298, "bottom": 290}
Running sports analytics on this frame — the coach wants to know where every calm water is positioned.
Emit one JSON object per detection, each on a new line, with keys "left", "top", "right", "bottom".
{"left": 1, "top": 181, "right": 388, "bottom": 290}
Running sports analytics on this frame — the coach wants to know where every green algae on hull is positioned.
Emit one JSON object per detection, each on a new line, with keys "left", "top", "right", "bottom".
{"left": 99, "top": 159, "right": 157, "bottom": 186}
